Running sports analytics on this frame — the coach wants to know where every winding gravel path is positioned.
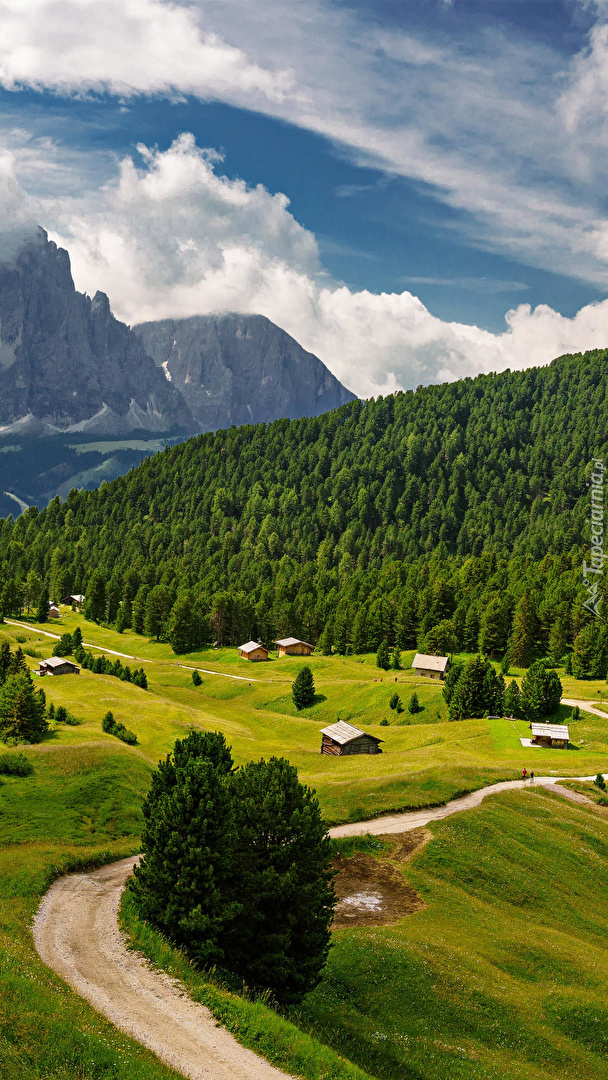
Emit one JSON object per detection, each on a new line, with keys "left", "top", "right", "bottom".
{"left": 33, "top": 857, "right": 294, "bottom": 1080}
{"left": 329, "top": 772, "right": 604, "bottom": 837}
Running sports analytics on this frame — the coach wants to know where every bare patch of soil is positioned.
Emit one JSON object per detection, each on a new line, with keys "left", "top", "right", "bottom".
{"left": 332, "top": 829, "right": 429, "bottom": 928}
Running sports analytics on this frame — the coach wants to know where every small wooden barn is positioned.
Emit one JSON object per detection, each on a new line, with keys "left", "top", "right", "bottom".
{"left": 237, "top": 640, "right": 269, "bottom": 662}
{"left": 48, "top": 605, "right": 60, "bottom": 619}
{"left": 530, "top": 722, "right": 569, "bottom": 749}
{"left": 320, "top": 721, "right": 383, "bottom": 756}
{"left": 38, "top": 657, "right": 80, "bottom": 676}
{"left": 274, "top": 637, "right": 314, "bottom": 657}
{"left": 412, "top": 653, "right": 450, "bottom": 680}
{"left": 62, "top": 594, "right": 85, "bottom": 610}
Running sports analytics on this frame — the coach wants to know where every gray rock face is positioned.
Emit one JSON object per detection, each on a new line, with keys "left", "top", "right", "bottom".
{"left": 135, "top": 313, "right": 356, "bottom": 431}
{"left": 0, "top": 229, "right": 194, "bottom": 435}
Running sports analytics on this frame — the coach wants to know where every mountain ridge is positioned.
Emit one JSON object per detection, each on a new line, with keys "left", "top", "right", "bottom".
{"left": 134, "top": 312, "right": 356, "bottom": 431}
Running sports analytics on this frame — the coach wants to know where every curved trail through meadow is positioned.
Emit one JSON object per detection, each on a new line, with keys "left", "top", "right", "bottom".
{"left": 33, "top": 771, "right": 608, "bottom": 1080}
{"left": 33, "top": 857, "right": 295, "bottom": 1080}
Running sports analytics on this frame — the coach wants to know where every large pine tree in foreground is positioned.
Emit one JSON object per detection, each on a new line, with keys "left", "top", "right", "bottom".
{"left": 131, "top": 733, "right": 335, "bottom": 1004}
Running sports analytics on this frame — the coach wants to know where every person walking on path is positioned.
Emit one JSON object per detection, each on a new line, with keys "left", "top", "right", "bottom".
{"left": 522, "top": 768, "right": 527, "bottom": 782}
{"left": 530, "top": 770, "right": 535, "bottom": 784}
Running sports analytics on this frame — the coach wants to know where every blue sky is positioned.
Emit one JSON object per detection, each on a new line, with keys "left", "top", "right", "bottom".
{"left": 1, "top": 0, "right": 608, "bottom": 394}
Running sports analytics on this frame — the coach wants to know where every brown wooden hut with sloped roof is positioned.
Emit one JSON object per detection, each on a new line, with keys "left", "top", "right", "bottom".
{"left": 320, "top": 721, "right": 383, "bottom": 756}
{"left": 274, "top": 637, "right": 314, "bottom": 657}
{"left": 237, "top": 641, "right": 269, "bottom": 662}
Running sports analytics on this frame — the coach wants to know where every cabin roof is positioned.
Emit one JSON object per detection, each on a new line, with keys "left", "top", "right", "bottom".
{"left": 531, "top": 723, "right": 569, "bottom": 740}
{"left": 274, "top": 637, "right": 313, "bottom": 648}
{"left": 320, "top": 720, "right": 383, "bottom": 746}
{"left": 412, "top": 653, "right": 450, "bottom": 672}
{"left": 238, "top": 640, "right": 266, "bottom": 654}
{"left": 41, "top": 656, "right": 78, "bottom": 669}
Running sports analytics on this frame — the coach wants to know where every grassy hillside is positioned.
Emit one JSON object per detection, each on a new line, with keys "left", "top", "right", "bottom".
{"left": 3, "top": 609, "right": 608, "bottom": 1079}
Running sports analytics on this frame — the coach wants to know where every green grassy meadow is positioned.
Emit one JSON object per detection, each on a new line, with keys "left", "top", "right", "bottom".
{"left": 3, "top": 610, "right": 608, "bottom": 1079}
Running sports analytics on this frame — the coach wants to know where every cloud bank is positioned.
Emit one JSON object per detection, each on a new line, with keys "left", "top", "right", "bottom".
{"left": 33, "top": 136, "right": 607, "bottom": 398}
{"left": 3, "top": 0, "right": 608, "bottom": 287}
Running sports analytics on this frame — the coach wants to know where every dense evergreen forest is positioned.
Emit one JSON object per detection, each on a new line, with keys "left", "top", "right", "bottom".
{"left": 1, "top": 349, "right": 607, "bottom": 671}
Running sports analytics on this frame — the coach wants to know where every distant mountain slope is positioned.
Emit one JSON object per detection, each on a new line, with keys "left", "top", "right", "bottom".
{"left": 0, "top": 229, "right": 194, "bottom": 437}
{"left": 1, "top": 350, "right": 606, "bottom": 654}
{"left": 134, "top": 313, "right": 356, "bottom": 431}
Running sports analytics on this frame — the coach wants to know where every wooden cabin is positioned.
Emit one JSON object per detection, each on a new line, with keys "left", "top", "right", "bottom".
{"left": 237, "top": 640, "right": 269, "bottom": 662}
{"left": 274, "top": 637, "right": 314, "bottom": 657}
{"left": 530, "top": 722, "right": 569, "bottom": 749}
{"left": 412, "top": 653, "right": 450, "bottom": 680}
{"left": 48, "top": 605, "right": 60, "bottom": 619}
{"left": 321, "top": 721, "right": 383, "bottom": 756}
{"left": 62, "top": 594, "right": 85, "bottom": 610}
{"left": 38, "top": 657, "right": 80, "bottom": 676}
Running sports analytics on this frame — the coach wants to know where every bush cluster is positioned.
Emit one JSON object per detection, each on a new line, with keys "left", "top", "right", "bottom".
{"left": 77, "top": 650, "right": 148, "bottom": 689}
{"left": 0, "top": 751, "right": 34, "bottom": 776}
{"left": 102, "top": 710, "right": 138, "bottom": 745}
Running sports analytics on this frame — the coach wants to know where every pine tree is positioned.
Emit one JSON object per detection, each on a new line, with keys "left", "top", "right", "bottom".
{"left": 84, "top": 571, "right": 106, "bottom": 623}
{"left": 35, "top": 586, "right": 49, "bottom": 624}
{"left": 547, "top": 620, "right": 568, "bottom": 666}
{"left": 144, "top": 585, "right": 173, "bottom": 641}
{"left": 132, "top": 585, "right": 150, "bottom": 635}
{"left": 0, "top": 672, "right": 48, "bottom": 744}
{"left": 448, "top": 656, "right": 502, "bottom": 721}
{"left": 478, "top": 598, "right": 510, "bottom": 657}
{"left": 292, "top": 666, "right": 315, "bottom": 709}
{"left": 572, "top": 623, "right": 608, "bottom": 680}
{"left": 72, "top": 625, "right": 83, "bottom": 649}
{"left": 390, "top": 645, "right": 402, "bottom": 670}
{"left": 508, "top": 592, "right": 538, "bottom": 668}
{"left": 504, "top": 679, "right": 523, "bottom": 718}
{"left": 520, "top": 660, "right": 562, "bottom": 721}
{"left": 442, "top": 660, "right": 464, "bottom": 705}
{"left": 168, "top": 594, "right": 210, "bottom": 654}
{"left": 407, "top": 692, "right": 421, "bottom": 714}
{"left": 500, "top": 652, "right": 510, "bottom": 676}
{"left": 221, "top": 757, "right": 335, "bottom": 1004}
{"left": 389, "top": 692, "right": 400, "bottom": 710}
{"left": 317, "top": 622, "right": 333, "bottom": 656}
{"left": 192, "top": 670, "right": 202, "bottom": 686}
{"left": 130, "top": 732, "right": 238, "bottom": 968}
{"left": 376, "top": 639, "right": 390, "bottom": 670}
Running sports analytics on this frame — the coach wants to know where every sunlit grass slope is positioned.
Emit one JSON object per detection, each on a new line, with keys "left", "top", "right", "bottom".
{"left": 295, "top": 788, "right": 608, "bottom": 1080}
{"left": 4, "top": 611, "right": 608, "bottom": 825}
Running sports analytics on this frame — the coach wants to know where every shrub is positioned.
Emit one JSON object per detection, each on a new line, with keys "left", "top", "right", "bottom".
{"left": 571, "top": 705, "right": 581, "bottom": 721}
{"left": 595, "top": 773, "right": 606, "bottom": 791}
{"left": 380, "top": 717, "right": 389, "bottom": 726}
{"left": 102, "top": 710, "right": 137, "bottom": 744}
{"left": 408, "top": 692, "right": 421, "bottom": 714}
{"left": 0, "top": 751, "right": 34, "bottom": 776}
{"left": 55, "top": 705, "right": 67, "bottom": 723}
{"left": 389, "top": 692, "right": 400, "bottom": 710}
{"left": 192, "top": 670, "right": 202, "bottom": 686}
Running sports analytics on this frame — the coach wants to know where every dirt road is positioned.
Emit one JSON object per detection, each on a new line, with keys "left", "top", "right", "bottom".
{"left": 33, "top": 857, "right": 294, "bottom": 1080}
{"left": 328, "top": 772, "right": 604, "bottom": 836}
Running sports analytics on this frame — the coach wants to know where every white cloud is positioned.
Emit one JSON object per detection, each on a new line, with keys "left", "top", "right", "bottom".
{"left": 32, "top": 136, "right": 608, "bottom": 399}
{"left": 0, "top": 0, "right": 295, "bottom": 104}
{"left": 3, "top": 0, "right": 608, "bottom": 286}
